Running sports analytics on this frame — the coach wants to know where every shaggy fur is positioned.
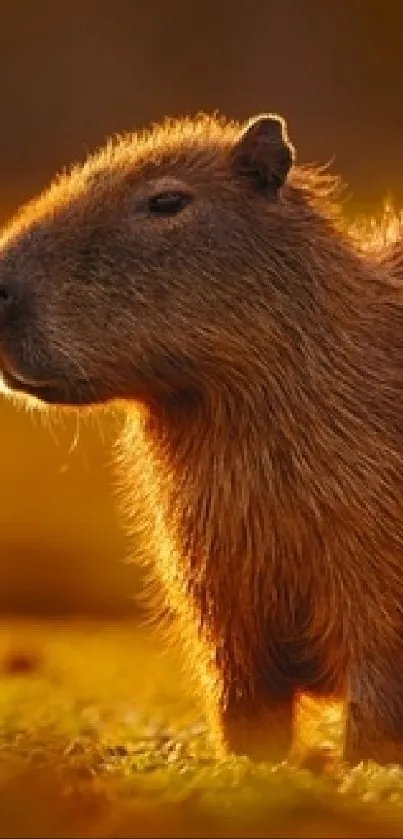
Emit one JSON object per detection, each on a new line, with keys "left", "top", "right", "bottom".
{"left": 0, "top": 113, "right": 403, "bottom": 763}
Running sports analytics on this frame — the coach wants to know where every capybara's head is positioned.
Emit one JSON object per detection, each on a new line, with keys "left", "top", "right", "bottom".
{"left": 0, "top": 113, "right": 308, "bottom": 408}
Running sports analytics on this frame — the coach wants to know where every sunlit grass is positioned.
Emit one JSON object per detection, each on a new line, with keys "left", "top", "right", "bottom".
{"left": 0, "top": 620, "right": 401, "bottom": 838}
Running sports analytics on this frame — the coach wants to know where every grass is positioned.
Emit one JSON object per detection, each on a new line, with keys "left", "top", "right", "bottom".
{"left": 0, "top": 623, "right": 403, "bottom": 836}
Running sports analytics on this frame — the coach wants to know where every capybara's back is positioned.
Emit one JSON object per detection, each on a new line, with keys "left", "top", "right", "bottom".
{"left": 0, "top": 112, "right": 403, "bottom": 763}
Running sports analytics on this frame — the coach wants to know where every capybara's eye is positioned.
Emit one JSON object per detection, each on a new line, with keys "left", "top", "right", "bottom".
{"left": 147, "top": 191, "right": 192, "bottom": 217}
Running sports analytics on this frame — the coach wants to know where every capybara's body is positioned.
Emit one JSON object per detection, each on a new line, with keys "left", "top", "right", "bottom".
{"left": 1, "top": 113, "right": 403, "bottom": 763}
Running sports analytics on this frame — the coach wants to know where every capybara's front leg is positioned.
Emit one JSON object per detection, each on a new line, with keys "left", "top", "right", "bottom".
{"left": 209, "top": 669, "right": 295, "bottom": 763}
{"left": 344, "top": 650, "right": 403, "bottom": 765}
{"left": 220, "top": 691, "right": 294, "bottom": 763}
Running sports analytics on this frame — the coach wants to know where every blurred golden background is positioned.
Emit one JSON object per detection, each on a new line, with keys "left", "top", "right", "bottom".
{"left": 0, "top": 0, "right": 402, "bottom": 616}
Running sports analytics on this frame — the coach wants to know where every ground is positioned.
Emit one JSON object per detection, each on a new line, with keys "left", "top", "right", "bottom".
{"left": 0, "top": 621, "right": 403, "bottom": 838}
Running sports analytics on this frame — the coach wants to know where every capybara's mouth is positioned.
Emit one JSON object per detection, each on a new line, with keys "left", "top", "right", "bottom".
{"left": 0, "top": 362, "right": 105, "bottom": 407}
{"left": 0, "top": 352, "right": 73, "bottom": 404}
{"left": 0, "top": 366, "right": 63, "bottom": 404}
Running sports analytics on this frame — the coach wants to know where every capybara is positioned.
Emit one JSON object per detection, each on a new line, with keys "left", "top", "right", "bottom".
{"left": 0, "top": 112, "right": 403, "bottom": 764}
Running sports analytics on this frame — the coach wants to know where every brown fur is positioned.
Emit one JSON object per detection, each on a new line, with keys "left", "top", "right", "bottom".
{"left": 1, "top": 112, "right": 403, "bottom": 764}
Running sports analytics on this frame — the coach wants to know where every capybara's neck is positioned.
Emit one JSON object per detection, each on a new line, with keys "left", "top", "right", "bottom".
{"left": 122, "top": 223, "right": 403, "bottom": 661}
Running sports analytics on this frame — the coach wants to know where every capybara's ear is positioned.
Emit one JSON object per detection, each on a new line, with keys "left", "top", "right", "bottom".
{"left": 230, "top": 114, "right": 295, "bottom": 195}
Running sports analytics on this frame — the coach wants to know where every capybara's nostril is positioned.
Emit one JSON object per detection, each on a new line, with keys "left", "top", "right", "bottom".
{"left": 0, "top": 284, "right": 11, "bottom": 304}
{"left": 0, "top": 283, "right": 17, "bottom": 326}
